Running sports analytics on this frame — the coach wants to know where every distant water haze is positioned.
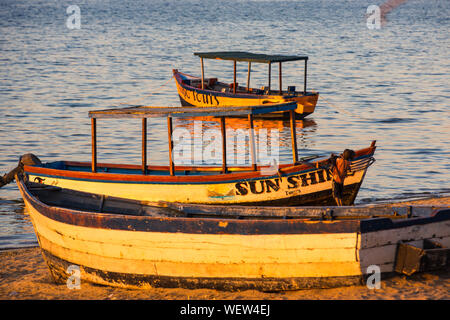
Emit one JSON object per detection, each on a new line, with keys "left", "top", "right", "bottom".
{"left": 0, "top": 0, "right": 449, "bottom": 248}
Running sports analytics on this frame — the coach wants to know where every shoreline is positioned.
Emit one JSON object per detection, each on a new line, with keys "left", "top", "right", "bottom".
{"left": 1, "top": 196, "right": 449, "bottom": 300}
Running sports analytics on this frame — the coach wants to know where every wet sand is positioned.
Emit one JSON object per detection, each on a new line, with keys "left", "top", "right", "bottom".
{"left": 1, "top": 196, "right": 449, "bottom": 300}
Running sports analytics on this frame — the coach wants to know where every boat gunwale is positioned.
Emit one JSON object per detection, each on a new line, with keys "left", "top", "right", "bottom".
{"left": 17, "top": 175, "right": 363, "bottom": 234}
{"left": 16, "top": 175, "right": 450, "bottom": 236}
{"left": 23, "top": 146, "right": 376, "bottom": 184}
{"left": 173, "top": 70, "right": 319, "bottom": 100}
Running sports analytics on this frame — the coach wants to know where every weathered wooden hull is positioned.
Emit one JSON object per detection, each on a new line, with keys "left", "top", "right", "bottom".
{"left": 173, "top": 70, "right": 319, "bottom": 119}
{"left": 23, "top": 145, "right": 375, "bottom": 206}
{"left": 17, "top": 178, "right": 450, "bottom": 291}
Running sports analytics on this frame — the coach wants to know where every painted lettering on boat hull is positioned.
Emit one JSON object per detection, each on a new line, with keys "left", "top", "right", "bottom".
{"left": 235, "top": 169, "right": 332, "bottom": 196}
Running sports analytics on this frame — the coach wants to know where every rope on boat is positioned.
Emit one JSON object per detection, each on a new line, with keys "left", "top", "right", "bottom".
{"left": 0, "top": 154, "right": 41, "bottom": 188}
{"left": 349, "top": 156, "right": 376, "bottom": 172}
{"left": 118, "top": 75, "right": 175, "bottom": 106}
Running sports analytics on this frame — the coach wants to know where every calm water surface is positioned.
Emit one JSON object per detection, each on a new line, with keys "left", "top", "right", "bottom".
{"left": 0, "top": 0, "right": 449, "bottom": 248}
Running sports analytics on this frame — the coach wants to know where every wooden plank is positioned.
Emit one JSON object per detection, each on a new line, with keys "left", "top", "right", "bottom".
{"left": 91, "top": 118, "right": 97, "bottom": 173}
{"left": 360, "top": 221, "right": 450, "bottom": 249}
{"left": 164, "top": 203, "right": 443, "bottom": 218}
{"left": 359, "top": 236, "right": 450, "bottom": 269}
{"left": 39, "top": 236, "right": 362, "bottom": 280}
{"left": 88, "top": 102, "right": 298, "bottom": 119}
{"left": 279, "top": 62, "right": 282, "bottom": 94}
{"left": 31, "top": 208, "right": 360, "bottom": 266}
{"left": 220, "top": 117, "right": 227, "bottom": 173}
{"left": 290, "top": 110, "right": 299, "bottom": 163}
{"left": 304, "top": 59, "right": 307, "bottom": 93}
{"left": 200, "top": 58, "right": 205, "bottom": 90}
{"left": 247, "top": 62, "right": 251, "bottom": 92}
{"left": 30, "top": 204, "right": 358, "bottom": 250}
{"left": 142, "top": 118, "right": 147, "bottom": 174}
{"left": 248, "top": 114, "right": 257, "bottom": 171}
{"left": 194, "top": 52, "right": 308, "bottom": 64}
{"left": 233, "top": 60, "right": 237, "bottom": 94}
{"left": 167, "top": 116, "right": 174, "bottom": 176}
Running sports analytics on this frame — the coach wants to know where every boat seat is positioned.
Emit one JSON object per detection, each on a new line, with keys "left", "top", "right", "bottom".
{"left": 251, "top": 88, "right": 264, "bottom": 95}
{"left": 208, "top": 78, "right": 218, "bottom": 86}
{"left": 229, "top": 82, "right": 238, "bottom": 91}
{"left": 261, "top": 86, "right": 271, "bottom": 95}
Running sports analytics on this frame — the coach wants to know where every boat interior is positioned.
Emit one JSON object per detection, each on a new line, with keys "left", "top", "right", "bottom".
{"left": 38, "top": 155, "right": 322, "bottom": 177}
{"left": 178, "top": 72, "right": 311, "bottom": 97}
{"left": 22, "top": 179, "right": 445, "bottom": 221}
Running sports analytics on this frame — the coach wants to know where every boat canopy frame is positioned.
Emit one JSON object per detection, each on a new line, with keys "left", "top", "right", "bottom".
{"left": 193, "top": 51, "right": 309, "bottom": 95}
{"left": 88, "top": 102, "right": 300, "bottom": 176}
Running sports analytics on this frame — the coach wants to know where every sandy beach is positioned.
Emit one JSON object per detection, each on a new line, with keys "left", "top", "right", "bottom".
{"left": 1, "top": 196, "right": 449, "bottom": 300}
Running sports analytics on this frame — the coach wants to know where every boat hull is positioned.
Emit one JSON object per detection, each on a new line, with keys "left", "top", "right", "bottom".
{"left": 17, "top": 179, "right": 450, "bottom": 291}
{"left": 174, "top": 70, "right": 319, "bottom": 119}
{"left": 24, "top": 162, "right": 369, "bottom": 206}
{"left": 23, "top": 143, "right": 376, "bottom": 206}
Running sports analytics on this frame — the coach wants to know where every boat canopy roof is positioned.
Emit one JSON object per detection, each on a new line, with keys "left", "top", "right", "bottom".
{"left": 89, "top": 102, "right": 298, "bottom": 119}
{"left": 194, "top": 51, "right": 308, "bottom": 63}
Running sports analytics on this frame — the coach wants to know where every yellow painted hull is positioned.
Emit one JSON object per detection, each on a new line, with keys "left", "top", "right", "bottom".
{"left": 174, "top": 70, "right": 319, "bottom": 118}
{"left": 26, "top": 167, "right": 367, "bottom": 206}
{"left": 23, "top": 144, "right": 377, "bottom": 206}
{"left": 17, "top": 178, "right": 450, "bottom": 291}
{"left": 17, "top": 180, "right": 363, "bottom": 290}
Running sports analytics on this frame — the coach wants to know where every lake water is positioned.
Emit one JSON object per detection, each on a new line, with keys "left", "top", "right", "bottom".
{"left": 0, "top": 0, "right": 449, "bottom": 249}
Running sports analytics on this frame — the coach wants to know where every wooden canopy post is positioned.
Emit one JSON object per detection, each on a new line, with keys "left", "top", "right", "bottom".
{"left": 279, "top": 62, "right": 282, "bottom": 94}
{"left": 91, "top": 118, "right": 97, "bottom": 173}
{"left": 247, "top": 62, "right": 251, "bottom": 92}
{"left": 248, "top": 114, "right": 257, "bottom": 171}
{"left": 289, "top": 110, "right": 299, "bottom": 163}
{"left": 220, "top": 117, "right": 227, "bottom": 173}
{"left": 268, "top": 62, "right": 271, "bottom": 91}
{"left": 142, "top": 118, "right": 147, "bottom": 175}
{"left": 304, "top": 59, "right": 307, "bottom": 94}
{"left": 233, "top": 60, "right": 237, "bottom": 94}
{"left": 200, "top": 58, "right": 205, "bottom": 90}
{"left": 167, "top": 116, "right": 175, "bottom": 176}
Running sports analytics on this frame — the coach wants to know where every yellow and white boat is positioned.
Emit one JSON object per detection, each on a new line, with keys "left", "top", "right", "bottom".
{"left": 16, "top": 175, "right": 450, "bottom": 291}
{"left": 173, "top": 51, "right": 319, "bottom": 118}
{"left": 23, "top": 102, "right": 376, "bottom": 206}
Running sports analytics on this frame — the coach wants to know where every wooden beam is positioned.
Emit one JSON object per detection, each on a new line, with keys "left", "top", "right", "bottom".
{"left": 233, "top": 60, "right": 237, "bottom": 94}
{"left": 248, "top": 114, "right": 257, "bottom": 171}
{"left": 268, "top": 62, "right": 271, "bottom": 91}
{"left": 279, "top": 62, "right": 282, "bottom": 94}
{"left": 91, "top": 118, "right": 97, "bottom": 173}
{"left": 142, "top": 118, "right": 147, "bottom": 175}
{"left": 289, "top": 110, "right": 299, "bottom": 163}
{"left": 304, "top": 59, "right": 307, "bottom": 94}
{"left": 167, "top": 116, "right": 175, "bottom": 176}
{"left": 247, "top": 62, "right": 251, "bottom": 92}
{"left": 220, "top": 117, "right": 227, "bottom": 173}
{"left": 201, "top": 58, "right": 205, "bottom": 90}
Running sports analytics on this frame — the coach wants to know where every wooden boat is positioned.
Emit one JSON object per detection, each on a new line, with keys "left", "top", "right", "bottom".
{"left": 23, "top": 102, "right": 376, "bottom": 206}
{"left": 16, "top": 176, "right": 450, "bottom": 291}
{"left": 173, "top": 51, "right": 319, "bottom": 118}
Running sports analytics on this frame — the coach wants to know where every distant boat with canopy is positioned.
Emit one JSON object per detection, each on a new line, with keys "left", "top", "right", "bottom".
{"left": 173, "top": 51, "right": 319, "bottom": 118}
